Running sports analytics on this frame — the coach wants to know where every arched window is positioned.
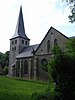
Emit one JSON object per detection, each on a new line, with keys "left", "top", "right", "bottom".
{"left": 24, "top": 61, "right": 28, "bottom": 74}
{"left": 41, "top": 59, "right": 48, "bottom": 72}
{"left": 54, "top": 39, "right": 58, "bottom": 45}
{"left": 47, "top": 40, "right": 50, "bottom": 53}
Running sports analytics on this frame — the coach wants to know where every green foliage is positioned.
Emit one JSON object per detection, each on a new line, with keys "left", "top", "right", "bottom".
{"left": 66, "top": 38, "right": 75, "bottom": 50}
{"left": 0, "top": 51, "right": 9, "bottom": 67}
{"left": 31, "top": 92, "right": 47, "bottom": 100}
{"left": 4, "top": 66, "right": 8, "bottom": 75}
{"left": 31, "top": 89, "right": 54, "bottom": 100}
{"left": 31, "top": 78, "right": 55, "bottom": 100}
{"left": 68, "top": 8, "right": 75, "bottom": 23}
{"left": 48, "top": 40, "right": 75, "bottom": 100}
{"left": 63, "top": 0, "right": 75, "bottom": 23}
{"left": 4, "top": 51, "right": 9, "bottom": 66}
{"left": 48, "top": 46, "right": 64, "bottom": 84}
{"left": 0, "top": 52, "right": 5, "bottom": 67}
{"left": 52, "top": 45, "right": 62, "bottom": 55}
{"left": 54, "top": 54, "right": 75, "bottom": 100}
{"left": 0, "top": 51, "right": 9, "bottom": 75}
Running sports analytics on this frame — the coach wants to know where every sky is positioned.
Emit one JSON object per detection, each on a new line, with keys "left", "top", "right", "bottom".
{"left": 0, "top": 0, "right": 75, "bottom": 53}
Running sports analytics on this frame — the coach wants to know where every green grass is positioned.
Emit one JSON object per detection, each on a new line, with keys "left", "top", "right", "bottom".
{"left": 0, "top": 76, "right": 48, "bottom": 100}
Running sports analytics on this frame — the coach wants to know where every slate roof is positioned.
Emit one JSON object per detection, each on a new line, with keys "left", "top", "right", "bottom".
{"left": 10, "top": 6, "right": 30, "bottom": 40}
{"left": 16, "top": 44, "right": 39, "bottom": 58}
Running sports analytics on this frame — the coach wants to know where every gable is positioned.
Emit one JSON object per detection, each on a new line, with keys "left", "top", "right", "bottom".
{"left": 35, "top": 27, "right": 68, "bottom": 55}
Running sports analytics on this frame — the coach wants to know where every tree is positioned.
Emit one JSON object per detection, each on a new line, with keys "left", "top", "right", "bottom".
{"left": 4, "top": 66, "right": 8, "bottom": 75}
{"left": 0, "top": 51, "right": 9, "bottom": 75}
{"left": 63, "top": 0, "right": 75, "bottom": 22}
{"left": 65, "top": 38, "right": 75, "bottom": 52}
{"left": 48, "top": 41, "right": 75, "bottom": 100}
{"left": 0, "top": 52, "right": 5, "bottom": 68}
{"left": 68, "top": 7, "right": 75, "bottom": 23}
{"left": 4, "top": 51, "right": 9, "bottom": 66}
{"left": 64, "top": 0, "right": 75, "bottom": 4}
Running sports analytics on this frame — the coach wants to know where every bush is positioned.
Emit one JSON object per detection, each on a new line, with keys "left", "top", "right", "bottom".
{"left": 31, "top": 88, "right": 54, "bottom": 100}
{"left": 4, "top": 66, "right": 8, "bottom": 75}
{"left": 48, "top": 45, "right": 75, "bottom": 100}
{"left": 31, "top": 92, "right": 48, "bottom": 100}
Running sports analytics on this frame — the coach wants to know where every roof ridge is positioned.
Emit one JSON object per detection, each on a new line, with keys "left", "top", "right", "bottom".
{"left": 35, "top": 26, "right": 68, "bottom": 53}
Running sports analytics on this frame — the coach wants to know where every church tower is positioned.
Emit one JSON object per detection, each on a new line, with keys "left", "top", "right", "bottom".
{"left": 9, "top": 6, "right": 30, "bottom": 76}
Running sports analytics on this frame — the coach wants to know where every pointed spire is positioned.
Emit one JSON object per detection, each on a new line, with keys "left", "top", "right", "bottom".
{"left": 11, "top": 6, "right": 30, "bottom": 40}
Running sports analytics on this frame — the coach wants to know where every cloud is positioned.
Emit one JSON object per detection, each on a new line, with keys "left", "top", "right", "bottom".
{"left": 0, "top": 0, "right": 75, "bottom": 53}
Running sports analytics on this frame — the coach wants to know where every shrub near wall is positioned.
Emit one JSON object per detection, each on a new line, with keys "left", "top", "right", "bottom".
{"left": 31, "top": 91, "right": 53, "bottom": 100}
{"left": 31, "top": 85, "right": 55, "bottom": 100}
{"left": 48, "top": 44, "right": 75, "bottom": 100}
{"left": 4, "top": 66, "right": 8, "bottom": 75}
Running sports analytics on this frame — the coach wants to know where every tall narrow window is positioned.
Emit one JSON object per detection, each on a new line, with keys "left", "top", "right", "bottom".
{"left": 24, "top": 61, "right": 28, "bottom": 74}
{"left": 15, "top": 47, "right": 16, "bottom": 50}
{"left": 41, "top": 59, "right": 48, "bottom": 72}
{"left": 12, "top": 41, "right": 14, "bottom": 45}
{"left": 15, "top": 40, "right": 17, "bottom": 44}
{"left": 41, "top": 50, "right": 43, "bottom": 54}
{"left": 47, "top": 40, "right": 50, "bottom": 53}
{"left": 22, "top": 40, "right": 24, "bottom": 44}
{"left": 25, "top": 41, "right": 27, "bottom": 45}
{"left": 54, "top": 39, "right": 58, "bottom": 45}
{"left": 12, "top": 47, "right": 14, "bottom": 51}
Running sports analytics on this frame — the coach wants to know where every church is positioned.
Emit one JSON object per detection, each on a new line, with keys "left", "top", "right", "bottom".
{"left": 9, "top": 6, "right": 68, "bottom": 81}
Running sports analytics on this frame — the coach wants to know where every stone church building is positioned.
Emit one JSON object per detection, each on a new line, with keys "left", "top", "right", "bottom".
{"left": 9, "top": 6, "right": 68, "bottom": 80}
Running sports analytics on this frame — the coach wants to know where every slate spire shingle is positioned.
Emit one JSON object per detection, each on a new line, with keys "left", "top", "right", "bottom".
{"left": 11, "top": 6, "right": 30, "bottom": 40}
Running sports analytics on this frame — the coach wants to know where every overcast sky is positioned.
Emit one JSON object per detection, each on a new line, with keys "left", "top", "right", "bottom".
{"left": 0, "top": 0, "right": 75, "bottom": 53}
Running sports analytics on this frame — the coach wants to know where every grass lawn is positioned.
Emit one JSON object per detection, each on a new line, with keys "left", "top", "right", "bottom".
{"left": 0, "top": 76, "right": 48, "bottom": 100}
